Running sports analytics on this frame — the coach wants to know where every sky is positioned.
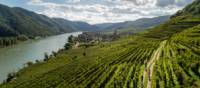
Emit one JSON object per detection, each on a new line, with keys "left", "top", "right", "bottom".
{"left": 0, "top": 0, "right": 194, "bottom": 24}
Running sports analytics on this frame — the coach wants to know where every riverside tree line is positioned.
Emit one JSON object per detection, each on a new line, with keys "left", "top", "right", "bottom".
{"left": 0, "top": 35, "right": 28, "bottom": 47}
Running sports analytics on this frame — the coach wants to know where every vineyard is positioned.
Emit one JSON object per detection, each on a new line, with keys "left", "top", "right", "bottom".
{"left": 1, "top": 0, "right": 200, "bottom": 88}
{"left": 0, "top": 36, "right": 162, "bottom": 88}
{"left": 149, "top": 25, "right": 200, "bottom": 88}
{"left": 1, "top": 25, "right": 199, "bottom": 87}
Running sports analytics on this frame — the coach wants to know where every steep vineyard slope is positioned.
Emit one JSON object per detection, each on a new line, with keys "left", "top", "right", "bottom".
{"left": 150, "top": 25, "right": 200, "bottom": 88}
{"left": 0, "top": 0, "right": 200, "bottom": 88}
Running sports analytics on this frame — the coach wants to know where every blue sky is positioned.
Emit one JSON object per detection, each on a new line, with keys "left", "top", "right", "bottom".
{"left": 0, "top": 0, "right": 194, "bottom": 24}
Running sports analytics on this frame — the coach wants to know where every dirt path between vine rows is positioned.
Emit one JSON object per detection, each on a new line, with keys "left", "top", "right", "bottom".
{"left": 142, "top": 40, "right": 166, "bottom": 88}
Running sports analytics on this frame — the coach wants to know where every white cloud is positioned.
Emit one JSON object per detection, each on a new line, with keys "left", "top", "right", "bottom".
{"left": 30, "top": 0, "right": 44, "bottom": 3}
{"left": 27, "top": 0, "right": 194, "bottom": 24}
{"left": 66, "top": 0, "right": 81, "bottom": 3}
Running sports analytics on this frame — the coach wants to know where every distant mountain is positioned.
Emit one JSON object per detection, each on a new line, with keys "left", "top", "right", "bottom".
{"left": 52, "top": 18, "right": 98, "bottom": 32}
{"left": 0, "top": 4, "right": 97, "bottom": 38}
{"left": 95, "top": 23, "right": 114, "bottom": 30}
{"left": 95, "top": 15, "right": 170, "bottom": 32}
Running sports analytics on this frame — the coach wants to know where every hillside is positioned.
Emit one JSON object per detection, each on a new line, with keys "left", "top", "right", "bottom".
{"left": 0, "top": 4, "right": 65, "bottom": 37}
{"left": 95, "top": 15, "right": 170, "bottom": 33}
{"left": 0, "top": 4, "right": 97, "bottom": 38}
{"left": 0, "top": 1, "right": 200, "bottom": 88}
{"left": 143, "top": 0, "right": 200, "bottom": 40}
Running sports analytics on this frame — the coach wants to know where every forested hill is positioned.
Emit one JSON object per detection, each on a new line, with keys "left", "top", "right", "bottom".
{"left": 0, "top": 4, "right": 97, "bottom": 38}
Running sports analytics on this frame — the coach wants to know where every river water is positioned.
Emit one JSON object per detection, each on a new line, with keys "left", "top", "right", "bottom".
{"left": 0, "top": 32, "right": 82, "bottom": 82}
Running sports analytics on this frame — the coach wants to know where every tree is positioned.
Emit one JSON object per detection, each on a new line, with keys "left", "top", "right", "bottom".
{"left": 0, "top": 39, "right": 3, "bottom": 46}
{"left": 112, "top": 30, "right": 119, "bottom": 40}
{"left": 6, "top": 72, "right": 16, "bottom": 82}
{"left": 64, "top": 43, "right": 71, "bottom": 50}
{"left": 68, "top": 35, "right": 74, "bottom": 43}
{"left": 44, "top": 53, "right": 49, "bottom": 61}
{"left": 52, "top": 51, "right": 57, "bottom": 57}
{"left": 35, "top": 60, "right": 40, "bottom": 63}
{"left": 26, "top": 61, "right": 33, "bottom": 67}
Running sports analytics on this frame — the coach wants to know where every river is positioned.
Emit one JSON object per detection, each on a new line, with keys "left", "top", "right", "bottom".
{"left": 0, "top": 32, "right": 82, "bottom": 82}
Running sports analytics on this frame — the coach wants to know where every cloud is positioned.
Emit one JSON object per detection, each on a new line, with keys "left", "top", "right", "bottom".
{"left": 123, "top": 0, "right": 156, "bottom": 5}
{"left": 66, "top": 0, "right": 81, "bottom": 3}
{"left": 30, "top": 0, "right": 44, "bottom": 3}
{"left": 27, "top": 0, "right": 194, "bottom": 24}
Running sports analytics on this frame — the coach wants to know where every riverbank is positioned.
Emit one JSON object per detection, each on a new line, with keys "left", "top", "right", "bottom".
{"left": 0, "top": 32, "right": 82, "bottom": 83}
{"left": 0, "top": 32, "right": 77, "bottom": 48}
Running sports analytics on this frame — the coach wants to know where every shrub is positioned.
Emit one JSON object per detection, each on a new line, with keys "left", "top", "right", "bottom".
{"left": 83, "top": 52, "right": 86, "bottom": 56}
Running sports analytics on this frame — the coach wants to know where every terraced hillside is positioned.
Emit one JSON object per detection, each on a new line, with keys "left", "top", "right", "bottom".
{"left": 145, "top": 25, "right": 200, "bottom": 88}
{"left": 153, "top": 25, "right": 200, "bottom": 88}
{"left": 0, "top": 0, "right": 200, "bottom": 88}
{"left": 0, "top": 36, "right": 161, "bottom": 88}
{"left": 0, "top": 24, "right": 199, "bottom": 88}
